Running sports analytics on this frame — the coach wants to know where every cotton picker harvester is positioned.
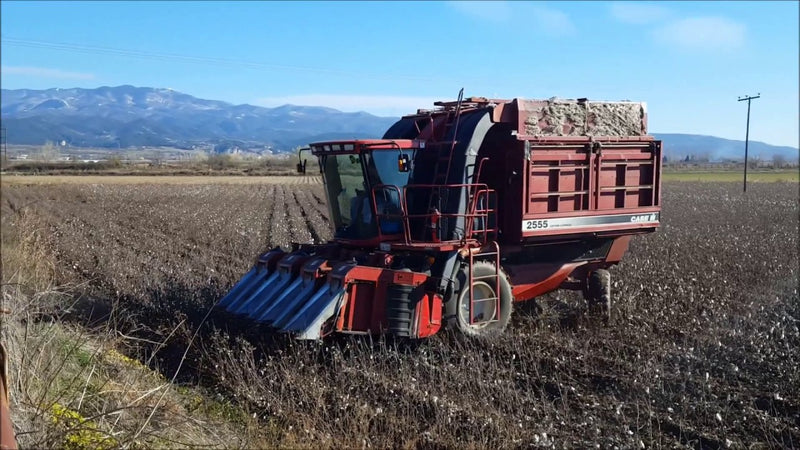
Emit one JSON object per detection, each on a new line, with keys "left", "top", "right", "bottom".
{"left": 216, "top": 92, "right": 662, "bottom": 340}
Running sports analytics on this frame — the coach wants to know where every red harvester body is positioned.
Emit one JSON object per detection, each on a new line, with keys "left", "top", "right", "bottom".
{"left": 217, "top": 94, "right": 662, "bottom": 339}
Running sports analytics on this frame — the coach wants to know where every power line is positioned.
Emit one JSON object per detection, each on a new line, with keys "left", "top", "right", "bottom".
{"left": 1, "top": 36, "right": 458, "bottom": 84}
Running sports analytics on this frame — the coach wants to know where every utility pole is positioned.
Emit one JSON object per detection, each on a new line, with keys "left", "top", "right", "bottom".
{"left": 737, "top": 93, "right": 760, "bottom": 192}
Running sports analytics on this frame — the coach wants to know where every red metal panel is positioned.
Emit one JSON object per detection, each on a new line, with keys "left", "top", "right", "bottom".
{"left": 524, "top": 206, "right": 660, "bottom": 219}
{"left": 521, "top": 140, "right": 661, "bottom": 241}
{"left": 429, "top": 294, "right": 442, "bottom": 325}
{"left": 336, "top": 267, "right": 430, "bottom": 335}
{"left": 606, "top": 236, "right": 631, "bottom": 263}
{"left": 335, "top": 266, "right": 387, "bottom": 333}
{"left": 349, "top": 283, "right": 377, "bottom": 332}
{"left": 507, "top": 261, "right": 586, "bottom": 302}
{"left": 414, "top": 293, "right": 442, "bottom": 338}
{"left": 527, "top": 144, "right": 593, "bottom": 215}
{"left": 392, "top": 270, "right": 426, "bottom": 287}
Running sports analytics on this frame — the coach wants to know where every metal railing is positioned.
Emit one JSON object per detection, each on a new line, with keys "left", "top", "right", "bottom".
{"left": 371, "top": 183, "right": 497, "bottom": 246}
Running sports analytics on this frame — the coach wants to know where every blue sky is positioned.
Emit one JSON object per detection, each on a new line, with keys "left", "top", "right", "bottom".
{"left": 1, "top": 1, "right": 798, "bottom": 147}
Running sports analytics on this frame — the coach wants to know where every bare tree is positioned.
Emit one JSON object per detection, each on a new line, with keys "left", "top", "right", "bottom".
{"left": 36, "top": 140, "right": 60, "bottom": 162}
{"left": 748, "top": 155, "right": 761, "bottom": 170}
{"left": 772, "top": 153, "right": 786, "bottom": 169}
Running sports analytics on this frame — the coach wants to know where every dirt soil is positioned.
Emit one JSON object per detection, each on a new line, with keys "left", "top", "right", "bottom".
{"left": 1, "top": 179, "right": 798, "bottom": 448}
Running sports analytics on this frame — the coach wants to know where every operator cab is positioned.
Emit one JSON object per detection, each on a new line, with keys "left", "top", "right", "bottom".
{"left": 309, "top": 140, "right": 418, "bottom": 244}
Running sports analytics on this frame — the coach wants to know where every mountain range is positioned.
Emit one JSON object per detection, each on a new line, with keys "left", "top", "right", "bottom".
{"left": 0, "top": 85, "right": 396, "bottom": 151}
{"left": 1, "top": 85, "right": 797, "bottom": 162}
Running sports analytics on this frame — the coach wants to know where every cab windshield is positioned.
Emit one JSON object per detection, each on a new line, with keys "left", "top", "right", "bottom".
{"left": 321, "top": 150, "right": 410, "bottom": 240}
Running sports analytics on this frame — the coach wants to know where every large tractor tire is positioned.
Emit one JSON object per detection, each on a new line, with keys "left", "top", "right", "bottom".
{"left": 449, "top": 261, "right": 513, "bottom": 337}
{"left": 585, "top": 269, "right": 611, "bottom": 324}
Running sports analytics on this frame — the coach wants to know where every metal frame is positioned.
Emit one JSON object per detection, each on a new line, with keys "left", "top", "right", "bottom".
{"left": 371, "top": 183, "right": 497, "bottom": 246}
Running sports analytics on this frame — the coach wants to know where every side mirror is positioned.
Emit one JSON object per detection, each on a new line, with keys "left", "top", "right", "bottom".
{"left": 398, "top": 154, "right": 410, "bottom": 172}
{"left": 296, "top": 162, "right": 304, "bottom": 173}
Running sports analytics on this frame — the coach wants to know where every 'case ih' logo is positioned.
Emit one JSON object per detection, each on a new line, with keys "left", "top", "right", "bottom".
{"left": 630, "top": 214, "right": 657, "bottom": 223}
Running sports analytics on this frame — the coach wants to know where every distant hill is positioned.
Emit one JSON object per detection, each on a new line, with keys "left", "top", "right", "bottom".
{"left": 653, "top": 133, "right": 798, "bottom": 163}
{"left": 1, "top": 86, "right": 798, "bottom": 161}
{"left": 0, "top": 86, "right": 396, "bottom": 151}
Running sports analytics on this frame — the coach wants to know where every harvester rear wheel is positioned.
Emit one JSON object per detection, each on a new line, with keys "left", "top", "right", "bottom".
{"left": 586, "top": 269, "right": 611, "bottom": 324}
{"left": 451, "top": 262, "right": 513, "bottom": 336}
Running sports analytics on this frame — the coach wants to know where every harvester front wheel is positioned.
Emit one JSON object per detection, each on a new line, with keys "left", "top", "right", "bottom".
{"left": 586, "top": 269, "right": 611, "bottom": 324}
{"left": 451, "top": 262, "right": 513, "bottom": 336}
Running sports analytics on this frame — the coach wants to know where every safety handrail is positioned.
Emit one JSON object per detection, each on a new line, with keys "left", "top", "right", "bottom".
{"left": 372, "top": 182, "right": 497, "bottom": 245}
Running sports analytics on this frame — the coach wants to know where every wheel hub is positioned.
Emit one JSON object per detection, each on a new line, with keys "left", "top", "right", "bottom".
{"left": 459, "top": 281, "right": 497, "bottom": 328}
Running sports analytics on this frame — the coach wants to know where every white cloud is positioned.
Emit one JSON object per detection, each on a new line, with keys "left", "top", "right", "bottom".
{"left": 654, "top": 17, "right": 746, "bottom": 52}
{"left": 609, "top": 4, "right": 746, "bottom": 53}
{"left": 450, "top": 1, "right": 575, "bottom": 36}
{"left": 609, "top": 2, "right": 671, "bottom": 25}
{"left": 254, "top": 94, "right": 442, "bottom": 116}
{"left": 448, "top": 1, "right": 512, "bottom": 23}
{"left": 1, "top": 65, "right": 95, "bottom": 80}
{"left": 520, "top": 3, "right": 577, "bottom": 37}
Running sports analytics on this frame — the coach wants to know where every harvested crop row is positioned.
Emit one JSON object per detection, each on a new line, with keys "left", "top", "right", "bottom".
{"left": 286, "top": 189, "right": 313, "bottom": 245}
{"left": 266, "top": 185, "right": 291, "bottom": 249}
{"left": 293, "top": 188, "right": 331, "bottom": 244}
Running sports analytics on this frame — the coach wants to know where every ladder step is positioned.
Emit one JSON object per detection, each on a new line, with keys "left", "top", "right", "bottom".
{"left": 471, "top": 253, "right": 499, "bottom": 259}
{"left": 472, "top": 319, "right": 499, "bottom": 325}
{"left": 472, "top": 277, "right": 499, "bottom": 283}
{"left": 472, "top": 270, "right": 499, "bottom": 275}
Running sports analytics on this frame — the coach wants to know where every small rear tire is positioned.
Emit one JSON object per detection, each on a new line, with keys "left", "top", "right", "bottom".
{"left": 450, "top": 262, "right": 513, "bottom": 337}
{"left": 586, "top": 269, "right": 611, "bottom": 324}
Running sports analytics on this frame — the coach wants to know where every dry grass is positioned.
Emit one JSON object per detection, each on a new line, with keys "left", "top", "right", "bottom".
{"left": 662, "top": 169, "right": 799, "bottom": 183}
{"left": 1, "top": 201, "right": 261, "bottom": 448}
{"left": 1, "top": 152, "right": 302, "bottom": 177}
